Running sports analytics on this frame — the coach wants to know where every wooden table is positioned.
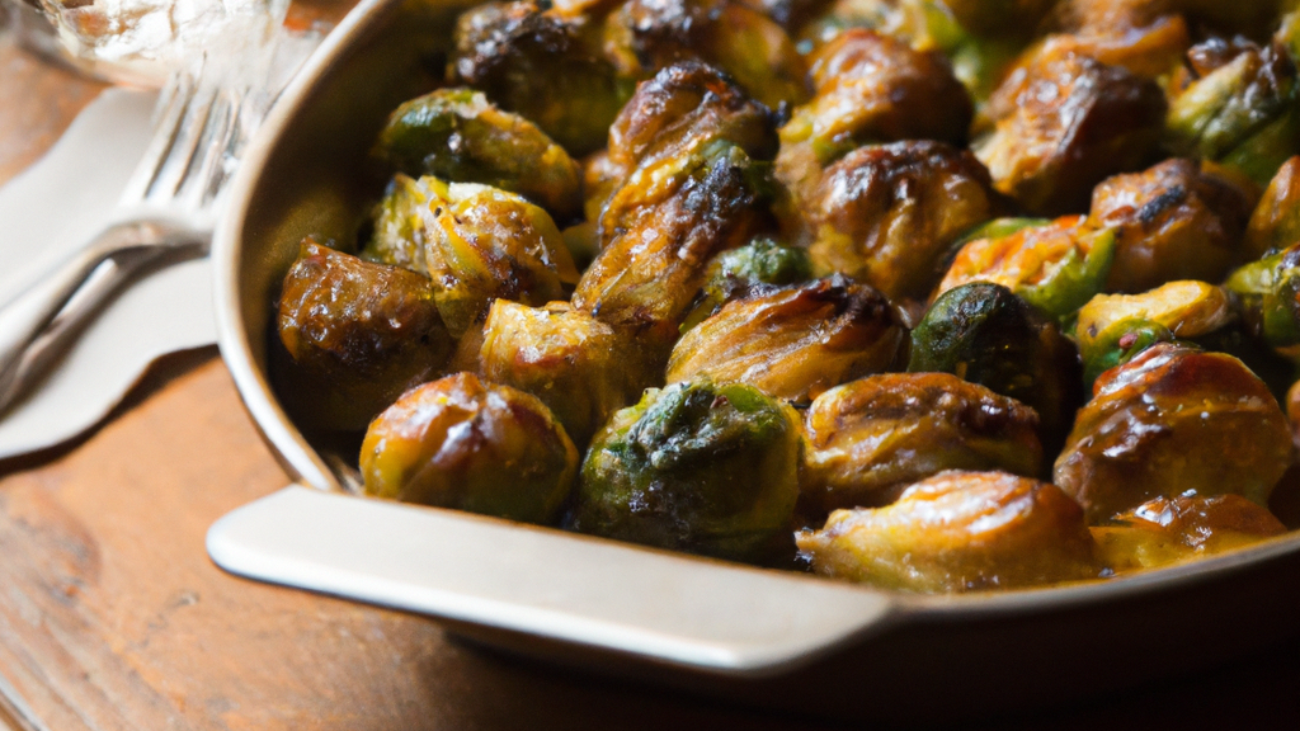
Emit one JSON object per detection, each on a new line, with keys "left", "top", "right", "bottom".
{"left": 4, "top": 17, "right": 1300, "bottom": 731}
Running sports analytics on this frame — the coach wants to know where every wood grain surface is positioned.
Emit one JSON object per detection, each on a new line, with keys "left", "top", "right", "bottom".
{"left": 3, "top": 14, "right": 1300, "bottom": 731}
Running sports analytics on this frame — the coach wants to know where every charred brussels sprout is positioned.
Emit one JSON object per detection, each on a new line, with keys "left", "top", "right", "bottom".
{"left": 1054, "top": 343, "right": 1292, "bottom": 523}
{"left": 1166, "top": 36, "right": 1300, "bottom": 186}
{"left": 934, "top": 216, "right": 1117, "bottom": 323}
{"left": 801, "top": 374, "right": 1043, "bottom": 515}
{"left": 681, "top": 237, "right": 813, "bottom": 329}
{"left": 803, "top": 140, "right": 1006, "bottom": 300}
{"left": 574, "top": 62, "right": 778, "bottom": 348}
{"left": 366, "top": 176, "right": 579, "bottom": 337}
{"left": 1092, "top": 495, "right": 1287, "bottom": 573}
{"left": 1088, "top": 159, "right": 1255, "bottom": 293}
{"left": 796, "top": 471, "right": 1098, "bottom": 592}
{"left": 360, "top": 373, "right": 578, "bottom": 524}
{"left": 570, "top": 378, "right": 802, "bottom": 562}
{"left": 908, "top": 283, "right": 1083, "bottom": 448}
{"left": 276, "top": 239, "right": 453, "bottom": 432}
{"left": 1225, "top": 242, "right": 1300, "bottom": 360}
{"left": 667, "top": 276, "right": 906, "bottom": 404}
{"left": 1246, "top": 156, "right": 1300, "bottom": 259}
{"left": 1074, "top": 280, "right": 1235, "bottom": 385}
{"left": 453, "top": 0, "right": 633, "bottom": 155}
{"left": 975, "top": 45, "right": 1166, "bottom": 215}
{"left": 940, "top": 0, "right": 1056, "bottom": 39}
{"left": 373, "top": 88, "right": 583, "bottom": 221}
{"left": 477, "top": 300, "right": 659, "bottom": 448}
{"left": 1023, "top": 5, "right": 1190, "bottom": 82}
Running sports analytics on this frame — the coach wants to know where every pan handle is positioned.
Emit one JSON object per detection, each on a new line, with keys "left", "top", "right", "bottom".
{"left": 207, "top": 485, "right": 900, "bottom": 677}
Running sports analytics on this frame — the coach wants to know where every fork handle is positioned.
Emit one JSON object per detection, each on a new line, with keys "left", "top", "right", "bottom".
{"left": 0, "top": 220, "right": 206, "bottom": 413}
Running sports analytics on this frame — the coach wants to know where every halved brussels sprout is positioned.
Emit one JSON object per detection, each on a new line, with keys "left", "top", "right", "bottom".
{"left": 934, "top": 216, "right": 1117, "bottom": 323}
{"left": 908, "top": 282, "right": 1083, "bottom": 448}
{"left": 1074, "top": 281, "right": 1235, "bottom": 384}
{"left": 276, "top": 239, "right": 453, "bottom": 432}
{"left": 365, "top": 176, "right": 579, "bottom": 338}
{"left": 681, "top": 237, "right": 814, "bottom": 329}
{"left": 1225, "top": 242, "right": 1300, "bottom": 359}
{"left": 372, "top": 88, "right": 583, "bottom": 221}
{"left": 570, "top": 378, "right": 802, "bottom": 562}
{"left": 1246, "top": 155, "right": 1300, "bottom": 259}
{"left": 796, "top": 470, "right": 1098, "bottom": 592}
{"left": 1166, "top": 36, "right": 1300, "bottom": 186}
{"left": 360, "top": 372, "right": 578, "bottom": 524}
{"left": 476, "top": 300, "right": 660, "bottom": 448}
{"left": 667, "top": 276, "right": 906, "bottom": 404}
{"left": 975, "top": 45, "right": 1166, "bottom": 215}
{"left": 802, "top": 140, "right": 1006, "bottom": 300}
{"left": 1088, "top": 158, "right": 1255, "bottom": 293}
{"left": 801, "top": 374, "right": 1043, "bottom": 515}
{"left": 1054, "top": 343, "right": 1292, "bottom": 523}
{"left": 1028, "top": 3, "right": 1190, "bottom": 80}
{"left": 1091, "top": 494, "right": 1287, "bottom": 573}
{"left": 453, "top": 0, "right": 634, "bottom": 155}
{"left": 575, "top": 62, "right": 778, "bottom": 348}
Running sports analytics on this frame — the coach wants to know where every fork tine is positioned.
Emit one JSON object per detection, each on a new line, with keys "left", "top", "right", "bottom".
{"left": 117, "top": 71, "right": 195, "bottom": 207}
{"left": 180, "top": 88, "right": 238, "bottom": 212}
{"left": 145, "top": 78, "right": 219, "bottom": 206}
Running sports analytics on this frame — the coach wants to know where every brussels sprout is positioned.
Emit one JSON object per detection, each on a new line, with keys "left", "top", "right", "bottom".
{"left": 1091, "top": 495, "right": 1287, "bottom": 573}
{"left": 975, "top": 45, "right": 1166, "bottom": 215}
{"left": 570, "top": 378, "right": 802, "bottom": 562}
{"left": 1225, "top": 242, "right": 1300, "bottom": 359}
{"left": 668, "top": 276, "right": 906, "bottom": 403}
{"left": 276, "top": 239, "right": 454, "bottom": 432}
{"left": 452, "top": 0, "right": 634, "bottom": 155}
{"left": 801, "top": 140, "right": 1006, "bottom": 300}
{"left": 365, "top": 176, "right": 579, "bottom": 337}
{"left": 681, "top": 237, "right": 814, "bottom": 329}
{"left": 939, "top": 0, "right": 1056, "bottom": 39}
{"left": 1088, "top": 159, "right": 1255, "bottom": 293}
{"left": 1054, "top": 343, "right": 1292, "bottom": 523}
{"left": 1031, "top": 3, "right": 1190, "bottom": 80}
{"left": 1166, "top": 36, "right": 1300, "bottom": 186}
{"left": 908, "top": 283, "right": 1083, "bottom": 449}
{"left": 372, "top": 88, "right": 583, "bottom": 221}
{"left": 476, "top": 300, "right": 660, "bottom": 448}
{"left": 801, "top": 375, "right": 1043, "bottom": 515}
{"left": 796, "top": 471, "right": 1099, "bottom": 593}
{"left": 574, "top": 62, "right": 778, "bottom": 348}
{"left": 1074, "top": 281, "right": 1235, "bottom": 385}
{"left": 934, "top": 216, "right": 1117, "bottom": 323}
{"left": 359, "top": 373, "right": 578, "bottom": 524}
{"left": 1245, "top": 155, "right": 1300, "bottom": 259}
{"left": 607, "top": 0, "right": 810, "bottom": 110}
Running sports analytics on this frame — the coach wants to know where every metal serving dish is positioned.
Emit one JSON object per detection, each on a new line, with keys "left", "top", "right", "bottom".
{"left": 206, "top": 0, "right": 1300, "bottom": 721}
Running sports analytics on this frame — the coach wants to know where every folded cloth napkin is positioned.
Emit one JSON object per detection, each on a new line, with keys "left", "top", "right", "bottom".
{"left": 0, "top": 87, "right": 216, "bottom": 459}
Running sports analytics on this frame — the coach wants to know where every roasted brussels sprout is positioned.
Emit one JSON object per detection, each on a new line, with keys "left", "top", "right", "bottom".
{"left": 908, "top": 283, "right": 1083, "bottom": 448}
{"left": 372, "top": 88, "right": 583, "bottom": 221}
{"left": 606, "top": 0, "right": 809, "bottom": 110}
{"left": 365, "top": 176, "right": 579, "bottom": 337}
{"left": 797, "top": 471, "right": 1098, "bottom": 592}
{"left": 574, "top": 62, "right": 778, "bottom": 347}
{"left": 1031, "top": 2, "right": 1190, "bottom": 80}
{"left": 681, "top": 237, "right": 813, "bottom": 329}
{"left": 453, "top": 0, "right": 633, "bottom": 155}
{"left": 276, "top": 239, "right": 453, "bottom": 432}
{"left": 1087, "top": 158, "right": 1255, "bottom": 293}
{"left": 667, "top": 276, "right": 906, "bottom": 403}
{"left": 1054, "top": 343, "right": 1292, "bottom": 523}
{"left": 801, "top": 374, "right": 1043, "bottom": 515}
{"left": 1166, "top": 35, "right": 1300, "bottom": 186}
{"left": 1092, "top": 494, "right": 1287, "bottom": 573}
{"left": 1246, "top": 155, "right": 1300, "bottom": 259}
{"left": 1074, "top": 280, "right": 1235, "bottom": 385}
{"left": 934, "top": 215, "right": 1117, "bottom": 323}
{"left": 941, "top": 0, "right": 1057, "bottom": 39}
{"left": 975, "top": 45, "right": 1166, "bottom": 215}
{"left": 1225, "top": 242, "right": 1300, "bottom": 360}
{"left": 802, "top": 140, "right": 1005, "bottom": 300}
{"left": 570, "top": 378, "right": 802, "bottom": 562}
{"left": 476, "top": 300, "right": 659, "bottom": 448}
{"left": 359, "top": 373, "right": 578, "bottom": 524}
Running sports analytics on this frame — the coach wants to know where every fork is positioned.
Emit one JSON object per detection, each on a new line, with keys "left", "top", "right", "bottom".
{"left": 0, "top": 58, "right": 255, "bottom": 414}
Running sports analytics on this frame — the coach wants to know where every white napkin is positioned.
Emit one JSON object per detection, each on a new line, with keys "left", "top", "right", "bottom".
{"left": 0, "top": 87, "right": 216, "bottom": 458}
